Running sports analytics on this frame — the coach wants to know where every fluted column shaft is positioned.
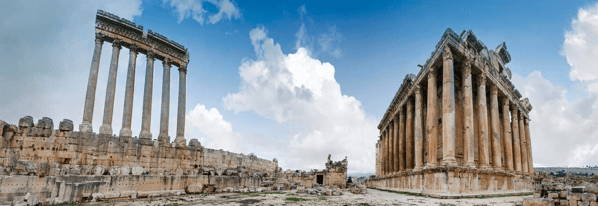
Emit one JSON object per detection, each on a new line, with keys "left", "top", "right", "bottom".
{"left": 406, "top": 98, "right": 414, "bottom": 170}
{"left": 490, "top": 86, "right": 502, "bottom": 170}
{"left": 175, "top": 66, "right": 187, "bottom": 146}
{"left": 477, "top": 74, "right": 490, "bottom": 169}
{"left": 120, "top": 45, "right": 138, "bottom": 137}
{"left": 140, "top": 52, "right": 155, "bottom": 140}
{"left": 425, "top": 67, "right": 438, "bottom": 168}
{"left": 512, "top": 105, "right": 522, "bottom": 173}
{"left": 80, "top": 34, "right": 104, "bottom": 133}
{"left": 414, "top": 85, "right": 424, "bottom": 170}
{"left": 399, "top": 108, "right": 406, "bottom": 171}
{"left": 519, "top": 113, "right": 528, "bottom": 173}
{"left": 386, "top": 130, "right": 390, "bottom": 174}
{"left": 441, "top": 47, "right": 457, "bottom": 166}
{"left": 389, "top": 125, "right": 394, "bottom": 174}
{"left": 99, "top": 40, "right": 122, "bottom": 135}
{"left": 462, "top": 61, "right": 476, "bottom": 168}
{"left": 525, "top": 119, "right": 533, "bottom": 173}
{"left": 384, "top": 130, "right": 388, "bottom": 175}
{"left": 502, "top": 98, "right": 514, "bottom": 171}
{"left": 158, "top": 59, "right": 171, "bottom": 142}
{"left": 393, "top": 117, "right": 399, "bottom": 173}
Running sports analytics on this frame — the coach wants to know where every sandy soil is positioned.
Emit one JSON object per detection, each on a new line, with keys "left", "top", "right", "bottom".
{"left": 85, "top": 189, "right": 529, "bottom": 206}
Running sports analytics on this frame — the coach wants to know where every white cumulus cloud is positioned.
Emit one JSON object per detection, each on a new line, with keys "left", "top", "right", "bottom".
{"left": 165, "top": 0, "right": 240, "bottom": 25}
{"left": 563, "top": 3, "right": 598, "bottom": 93}
{"left": 187, "top": 104, "right": 243, "bottom": 153}
{"left": 224, "top": 26, "right": 378, "bottom": 173}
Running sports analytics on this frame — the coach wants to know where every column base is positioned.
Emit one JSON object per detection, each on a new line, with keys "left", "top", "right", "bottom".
{"left": 119, "top": 128, "right": 132, "bottom": 137}
{"left": 479, "top": 164, "right": 492, "bottom": 169}
{"left": 464, "top": 162, "right": 476, "bottom": 168}
{"left": 414, "top": 165, "right": 424, "bottom": 171}
{"left": 79, "top": 122, "right": 93, "bottom": 133}
{"left": 158, "top": 134, "right": 170, "bottom": 144}
{"left": 139, "top": 130, "right": 152, "bottom": 140}
{"left": 441, "top": 159, "right": 458, "bottom": 166}
{"left": 99, "top": 124, "right": 112, "bottom": 135}
{"left": 174, "top": 136, "right": 186, "bottom": 147}
{"left": 424, "top": 163, "right": 437, "bottom": 169}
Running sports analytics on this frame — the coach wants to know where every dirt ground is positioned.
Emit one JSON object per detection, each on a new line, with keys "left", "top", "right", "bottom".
{"left": 85, "top": 189, "right": 530, "bottom": 206}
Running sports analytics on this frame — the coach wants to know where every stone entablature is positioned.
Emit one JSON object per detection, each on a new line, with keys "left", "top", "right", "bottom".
{"left": 96, "top": 10, "right": 188, "bottom": 68}
{"left": 371, "top": 29, "right": 535, "bottom": 196}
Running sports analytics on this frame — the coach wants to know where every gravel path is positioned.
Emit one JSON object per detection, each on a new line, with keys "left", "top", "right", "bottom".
{"left": 86, "top": 189, "right": 529, "bottom": 206}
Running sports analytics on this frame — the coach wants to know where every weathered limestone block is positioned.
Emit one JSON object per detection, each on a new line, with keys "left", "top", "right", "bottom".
{"left": 548, "top": 192, "right": 559, "bottom": 199}
{"left": 203, "top": 184, "right": 217, "bottom": 194}
{"left": 67, "top": 165, "right": 81, "bottom": 175}
{"left": 59, "top": 119, "right": 73, "bottom": 131}
{"left": 120, "top": 191, "right": 137, "bottom": 199}
{"left": 36, "top": 117, "right": 54, "bottom": 137}
{"left": 186, "top": 184, "right": 204, "bottom": 194}
{"left": 18, "top": 116, "right": 34, "bottom": 135}
{"left": 109, "top": 166, "right": 121, "bottom": 176}
{"left": 189, "top": 138, "right": 201, "bottom": 147}
{"left": 81, "top": 165, "right": 94, "bottom": 175}
{"left": 586, "top": 184, "right": 598, "bottom": 194}
{"left": 131, "top": 166, "right": 144, "bottom": 175}
{"left": 582, "top": 193, "right": 597, "bottom": 202}
{"left": 16, "top": 160, "right": 38, "bottom": 175}
{"left": 523, "top": 197, "right": 555, "bottom": 206}
{"left": 49, "top": 168, "right": 61, "bottom": 176}
{"left": 574, "top": 187, "right": 586, "bottom": 193}
{"left": 94, "top": 165, "right": 108, "bottom": 175}
{"left": 121, "top": 166, "right": 131, "bottom": 175}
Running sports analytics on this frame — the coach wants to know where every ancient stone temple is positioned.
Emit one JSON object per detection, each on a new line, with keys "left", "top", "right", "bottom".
{"left": 0, "top": 10, "right": 350, "bottom": 205}
{"left": 366, "top": 29, "right": 535, "bottom": 197}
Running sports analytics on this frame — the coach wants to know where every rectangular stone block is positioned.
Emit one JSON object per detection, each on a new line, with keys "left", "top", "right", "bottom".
{"left": 548, "top": 192, "right": 559, "bottom": 199}
{"left": 583, "top": 193, "right": 597, "bottom": 202}
{"left": 570, "top": 199, "right": 578, "bottom": 206}
{"left": 590, "top": 201, "right": 597, "bottom": 206}
{"left": 534, "top": 192, "right": 542, "bottom": 198}
{"left": 562, "top": 200, "right": 569, "bottom": 206}
{"left": 562, "top": 191, "right": 570, "bottom": 199}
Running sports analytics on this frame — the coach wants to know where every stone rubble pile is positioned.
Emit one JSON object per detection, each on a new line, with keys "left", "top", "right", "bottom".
{"left": 529, "top": 175, "right": 598, "bottom": 206}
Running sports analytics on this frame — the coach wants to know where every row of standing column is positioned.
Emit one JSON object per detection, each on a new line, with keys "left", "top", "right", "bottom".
{"left": 80, "top": 34, "right": 187, "bottom": 143}
{"left": 378, "top": 47, "right": 533, "bottom": 176}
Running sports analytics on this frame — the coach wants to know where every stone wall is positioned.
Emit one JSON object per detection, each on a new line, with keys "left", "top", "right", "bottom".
{"left": 532, "top": 174, "right": 598, "bottom": 206}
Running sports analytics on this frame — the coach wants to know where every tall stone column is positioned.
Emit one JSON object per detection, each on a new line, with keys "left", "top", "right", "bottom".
{"left": 477, "top": 73, "right": 491, "bottom": 169}
{"left": 441, "top": 46, "right": 457, "bottom": 166}
{"left": 393, "top": 116, "right": 400, "bottom": 173}
{"left": 406, "top": 97, "right": 414, "bottom": 170}
{"left": 425, "top": 67, "right": 438, "bottom": 169}
{"left": 414, "top": 85, "right": 424, "bottom": 171}
{"left": 399, "top": 108, "right": 406, "bottom": 172}
{"left": 390, "top": 122, "right": 395, "bottom": 174}
{"left": 490, "top": 86, "right": 502, "bottom": 170}
{"left": 386, "top": 127, "right": 392, "bottom": 175}
{"left": 376, "top": 141, "right": 380, "bottom": 175}
{"left": 158, "top": 59, "right": 171, "bottom": 143}
{"left": 174, "top": 65, "right": 187, "bottom": 147}
{"left": 139, "top": 51, "right": 155, "bottom": 140}
{"left": 119, "top": 45, "right": 138, "bottom": 137}
{"left": 525, "top": 118, "right": 533, "bottom": 173}
{"left": 519, "top": 113, "right": 528, "bottom": 174}
{"left": 462, "top": 60, "right": 476, "bottom": 168}
{"left": 502, "top": 98, "right": 514, "bottom": 172}
{"left": 80, "top": 34, "right": 104, "bottom": 133}
{"left": 511, "top": 105, "right": 522, "bottom": 173}
{"left": 385, "top": 130, "right": 389, "bottom": 175}
{"left": 99, "top": 40, "right": 122, "bottom": 135}
{"left": 382, "top": 130, "right": 387, "bottom": 175}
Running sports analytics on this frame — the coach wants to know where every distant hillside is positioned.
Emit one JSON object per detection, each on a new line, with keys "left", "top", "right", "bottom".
{"left": 535, "top": 167, "right": 598, "bottom": 176}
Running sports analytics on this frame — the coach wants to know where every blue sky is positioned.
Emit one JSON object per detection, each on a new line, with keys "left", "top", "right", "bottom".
{"left": 2, "top": 0, "right": 598, "bottom": 173}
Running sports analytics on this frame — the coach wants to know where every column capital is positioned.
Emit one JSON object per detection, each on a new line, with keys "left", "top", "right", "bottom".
{"left": 442, "top": 46, "right": 453, "bottom": 60}
{"left": 491, "top": 85, "right": 498, "bottom": 95}
{"left": 129, "top": 44, "right": 139, "bottom": 53}
{"left": 163, "top": 58, "right": 171, "bottom": 68}
{"left": 502, "top": 96, "right": 510, "bottom": 106}
{"left": 179, "top": 64, "right": 188, "bottom": 74}
{"left": 463, "top": 59, "right": 472, "bottom": 74}
{"left": 415, "top": 84, "right": 422, "bottom": 95}
{"left": 477, "top": 73, "right": 486, "bottom": 85}
{"left": 94, "top": 33, "right": 105, "bottom": 45}
{"left": 428, "top": 66, "right": 436, "bottom": 74}
{"left": 147, "top": 50, "right": 155, "bottom": 59}
{"left": 112, "top": 39, "right": 122, "bottom": 49}
{"left": 511, "top": 103, "right": 519, "bottom": 111}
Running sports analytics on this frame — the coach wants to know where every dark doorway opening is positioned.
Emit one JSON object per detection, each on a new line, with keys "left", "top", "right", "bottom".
{"left": 316, "top": 175, "right": 324, "bottom": 184}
